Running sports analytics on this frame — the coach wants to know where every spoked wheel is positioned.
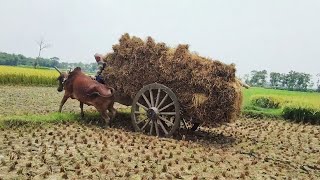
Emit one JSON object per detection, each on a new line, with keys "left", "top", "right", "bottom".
{"left": 131, "top": 83, "right": 180, "bottom": 137}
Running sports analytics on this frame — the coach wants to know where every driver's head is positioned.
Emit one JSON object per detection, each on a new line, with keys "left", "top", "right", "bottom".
{"left": 94, "top": 53, "right": 103, "bottom": 62}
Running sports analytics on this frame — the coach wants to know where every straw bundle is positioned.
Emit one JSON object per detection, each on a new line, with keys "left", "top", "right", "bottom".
{"left": 102, "top": 34, "right": 242, "bottom": 126}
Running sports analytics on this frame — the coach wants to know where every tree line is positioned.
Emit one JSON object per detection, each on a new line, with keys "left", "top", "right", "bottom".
{"left": 2, "top": 52, "right": 319, "bottom": 92}
{"left": 244, "top": 70, "right": 320, "bottom": 92}
{"left": 0, "top": 52, "right": 98, "bottom": 73}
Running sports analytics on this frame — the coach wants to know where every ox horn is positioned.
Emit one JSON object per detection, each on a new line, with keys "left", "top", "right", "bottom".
{"left": 54, "top": 66, "right": 62, "bottom": 74}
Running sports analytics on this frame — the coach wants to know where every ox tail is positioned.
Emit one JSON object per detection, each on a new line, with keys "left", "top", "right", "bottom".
{"left": 87, "top": 87, "right": 115, "bottom": 98}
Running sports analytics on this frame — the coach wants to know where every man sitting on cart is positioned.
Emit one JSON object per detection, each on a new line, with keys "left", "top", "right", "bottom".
{"left": 94, "top": 53, "right": 107, "bottom": 84}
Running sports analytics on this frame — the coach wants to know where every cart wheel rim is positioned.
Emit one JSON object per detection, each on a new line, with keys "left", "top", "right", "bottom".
{"left": 131, "top": 83, "right": 180, "bottom": 137}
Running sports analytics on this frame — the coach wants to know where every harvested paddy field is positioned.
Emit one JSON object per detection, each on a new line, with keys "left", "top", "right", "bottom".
{"left": 0, "top": 86, "right": 319, "bottom": 179}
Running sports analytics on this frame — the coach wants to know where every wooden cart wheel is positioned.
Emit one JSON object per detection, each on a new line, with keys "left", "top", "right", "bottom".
{"left": 131, "top": 83, "right": 180, "bottom": 137}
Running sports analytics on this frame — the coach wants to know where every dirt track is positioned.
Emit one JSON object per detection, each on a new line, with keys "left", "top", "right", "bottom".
{"left": 0, "top": 86, "right": 319, "bottom": 179}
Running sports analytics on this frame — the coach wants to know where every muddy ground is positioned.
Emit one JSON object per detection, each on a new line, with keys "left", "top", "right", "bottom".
{"left": 0, "top": 86, "right": 319, "bottom": 179}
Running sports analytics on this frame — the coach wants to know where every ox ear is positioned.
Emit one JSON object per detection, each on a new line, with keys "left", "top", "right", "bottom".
{"left": 54, "top": 66, "right": 62, "bottom": 75}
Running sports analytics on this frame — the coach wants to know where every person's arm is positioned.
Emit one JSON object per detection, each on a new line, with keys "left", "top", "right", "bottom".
{"left": 96, "top": 62, "right": 105, "bottom": 76}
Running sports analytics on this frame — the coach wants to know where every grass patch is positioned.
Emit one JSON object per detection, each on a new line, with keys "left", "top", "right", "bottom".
{"left": 243, "top": 87, "right": 320, "bottom": 107}
{"left": 0, "top": 112, "right": 80, "bottom": 128}
{"left": 250, "top": 95, "right": 284, "bottom": 109}
{"left": 243, "top": 87, "right": 320, "bottom": 122}
{"left": 0, "top": 108, "right": 132, "bottom": 128}
{"left": 282, "top": 103, "right": 320, "bottom": 124}
{"left": 242, "top": 105, "right": 283, "bottom": 119}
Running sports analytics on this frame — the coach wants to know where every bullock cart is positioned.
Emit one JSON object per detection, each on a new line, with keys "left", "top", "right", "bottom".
{"left": 113, "top": 81, "right": 246, "bottom": 137}
{"left": 102, "top": 34, "right": 245, "bottom": 137}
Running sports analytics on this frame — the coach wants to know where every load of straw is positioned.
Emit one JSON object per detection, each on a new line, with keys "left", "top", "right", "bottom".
{"left": 102, "top": 33, "right": 242, "bottom": 126}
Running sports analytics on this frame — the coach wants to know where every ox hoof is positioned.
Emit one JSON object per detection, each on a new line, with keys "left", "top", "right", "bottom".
{"left": 103, "top": 121, "right": 111, "bottom": 129}
{"left": 102, "top": 125, "right": 110, "bottom": 129}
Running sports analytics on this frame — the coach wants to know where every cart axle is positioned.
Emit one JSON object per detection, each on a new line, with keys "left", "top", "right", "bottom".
{"left": 147, "top": 107, "right": 159, "bottom": 120}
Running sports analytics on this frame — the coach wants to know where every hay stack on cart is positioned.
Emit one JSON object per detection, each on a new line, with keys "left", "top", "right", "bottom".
{"left": 102, "top": 33, "right": 243, "bottom": 136}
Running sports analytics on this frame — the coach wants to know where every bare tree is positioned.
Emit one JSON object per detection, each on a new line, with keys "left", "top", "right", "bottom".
{"left": 34, "top": 38, "right": 51, "bottom": 68}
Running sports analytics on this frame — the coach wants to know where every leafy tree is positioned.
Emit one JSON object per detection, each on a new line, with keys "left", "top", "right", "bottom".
{"left": 0, "top": 52, "right": 19, "bottom": 66}
{"left": 308, "top": 81, "right": 314, "bottom": 90}
{"left": 280, "top": 73, "right": 287, "bottom": 88}
{"left": 247, "top": 69, "right": 313, "bottom": 92}
{"left": 296, "top": 73, "right": 311, "bottom": 91}
{"left": 50, "top": 57, "right": 60, "bottom": 67}
{"left": 277, "top": 71, "right": 312, "bottom": 91}
{"left": 249, "top": 70, "right": 268, "bottom": 87}
{"left": 270, "top": 72, "right": 281, "bottom": 88}
{"left": 285, "top": 71, "right": 298, "bottom": 90}
{"left": 0, "top": 52, "right": 97, "bottom": 73}
{"left": 243, "top": 74, "right": 250, "bottom": 85}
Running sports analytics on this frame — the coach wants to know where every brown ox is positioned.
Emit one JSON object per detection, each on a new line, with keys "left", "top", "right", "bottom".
{"left": 54, "top": 67, "right": 116, "bottom": 127}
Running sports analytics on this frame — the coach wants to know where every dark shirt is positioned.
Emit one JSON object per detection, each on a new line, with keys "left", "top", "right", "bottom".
{"left": 96, "top": 61, "right": 106, "bottom": 77}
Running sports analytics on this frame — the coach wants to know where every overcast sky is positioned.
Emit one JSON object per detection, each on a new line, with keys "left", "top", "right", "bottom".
{"left": 0, "top": 0, "right": 319, "bottom": 78}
